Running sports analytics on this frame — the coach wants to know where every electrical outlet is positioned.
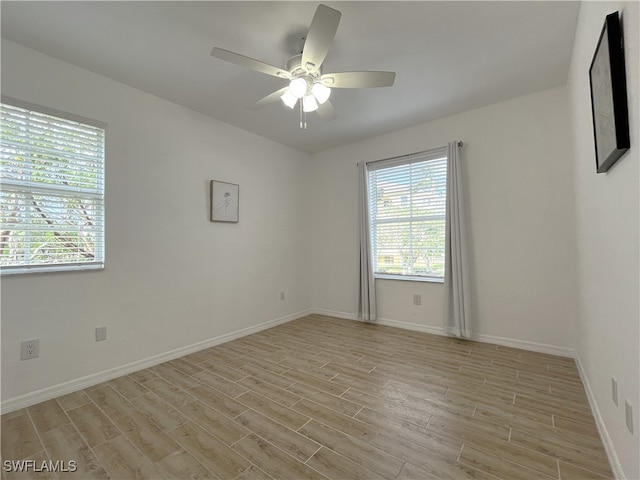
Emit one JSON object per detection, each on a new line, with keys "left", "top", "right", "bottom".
{"left": 20, "top": 339, "right": 39, "bottom": 360}
{"left": 413, "top": 294, "right": 421, "bottom": 305}
{"left": 612, "top": 377, "right": 619, "bottom": 406}
{"left": 625, "top": 400, "right": 634, "bottom": 434}
{"left": 280, "top": 291, "right": 285, "bottom": 301}
{"left": 95, "top": 326, "right": 107, "bottom": 342}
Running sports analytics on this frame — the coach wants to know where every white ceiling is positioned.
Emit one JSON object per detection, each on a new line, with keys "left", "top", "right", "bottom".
{"left": 1, "top": 1, "right": 580, "bottom": 154}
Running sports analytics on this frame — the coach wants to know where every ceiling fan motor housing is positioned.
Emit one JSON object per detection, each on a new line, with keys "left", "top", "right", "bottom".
{"left": 286, "top": 54, "right": 321, "bottom": 80}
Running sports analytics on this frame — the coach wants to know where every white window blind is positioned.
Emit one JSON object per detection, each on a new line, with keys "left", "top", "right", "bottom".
{"left": 368, "top": 148, "right": 447, "bottom": 279}
{"left": 1, "top": 102, "right": 105, "bottom": 274}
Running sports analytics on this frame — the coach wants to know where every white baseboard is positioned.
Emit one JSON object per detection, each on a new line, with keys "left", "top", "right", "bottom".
{"left": 468, "top": 332, "right": 574, "bottom": 358}
{"left": 1, "top": 309, "right": 312, "bottom": 414}
{"left": 574, "top": 354, "right": 624, "bottom": 480}
{"left": 311, "top": 308, "right": 358, "bottom": 321}
{"left": 312, "top": 308, "right": 574, "bottom": 358}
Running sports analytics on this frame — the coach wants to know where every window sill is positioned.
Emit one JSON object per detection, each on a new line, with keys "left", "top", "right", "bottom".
{"left": 374, "top": 274, "right": 444, "bottom": 284}
{"left": 1, "top": 264, "right": 104, "bottom": 276}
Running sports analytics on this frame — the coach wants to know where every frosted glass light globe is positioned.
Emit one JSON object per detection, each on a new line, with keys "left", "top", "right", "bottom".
{"left": 289, "top": 78, "right": 308, "bottom": 99}
{"left": 302, "top": 95, "right": 319, "bottom": 113}
{"left": 281, "top": 90, "right": 297, "bottom": 109}
{"left": 311, "top": 83, "right": 331, "bottom": 104}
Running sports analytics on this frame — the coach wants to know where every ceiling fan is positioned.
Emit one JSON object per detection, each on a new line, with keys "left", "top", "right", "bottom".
{"left": 210, "top": 4, "right": 396, "bottom": 128}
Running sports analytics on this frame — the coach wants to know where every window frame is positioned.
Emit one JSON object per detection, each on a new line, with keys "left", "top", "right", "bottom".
{"left": 1, "top": 97, "right": 106, "bottom": 275}
{"left": 366, "top": 147, "right": 447, "bottom": 283}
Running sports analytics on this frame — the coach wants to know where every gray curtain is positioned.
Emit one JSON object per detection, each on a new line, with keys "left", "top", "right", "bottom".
{"left": 357, "top": 161, "right": 376, "bottom": 321}
{"left": 444, "top": 141, "right": 471, "bottom": 338}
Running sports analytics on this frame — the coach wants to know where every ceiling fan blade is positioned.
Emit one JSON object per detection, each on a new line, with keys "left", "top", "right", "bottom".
{"left": 247, "top": 87, "right": 289, "bottom": 110}
{"left": 211, "top": 47, "right": 291, "bottom": 79}
{"left": 316, "top": 100, "right": 337, "bottom": 121}
{"left": 321, "top": 71, "right": 396, "bottom": 88}
{"left": 301, "top": 4, "right": 341, "bottom": 73}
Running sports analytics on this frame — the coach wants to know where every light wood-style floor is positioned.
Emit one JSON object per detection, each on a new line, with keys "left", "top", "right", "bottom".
{"left": 2, "top": 315, "right": 613, "bottom": 480}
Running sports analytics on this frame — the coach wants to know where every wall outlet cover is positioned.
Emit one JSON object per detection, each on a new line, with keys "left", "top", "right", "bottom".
{"left": 625, "top": 400, "right": 634, "bottom": 434}
{"left": 95, "top": 326, "right": 107, "bottom": 342}
{"left": 612, "top": 377, "right": 619, "bottom": 406}
{"left": 20, "top": 339, "right": 40, "bottom": 360}
{"left": 413, "top": 294, "right": 422, "bottom": 305}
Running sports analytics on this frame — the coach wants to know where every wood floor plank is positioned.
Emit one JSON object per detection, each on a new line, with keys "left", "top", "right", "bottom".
{"left": 369, "top": 426, "right": 462, "bottom": 465}
{"left": 170, "top": 422, "right": 250, "bottom": 479}
{"left": 3, "top": 451, "right": 56, "bottom": 480}
{"left": 199, "top": 359, "right": 247, "bottom": 381}
{"left": 188, "top": 384, "right": 249, "bottom": 418}
{"left": 239, "top": 364, "right": 296, "bottom": 389}
{"left": 286, "top": 382, "right": 361, "bottom": 417}
{"left": 306, "top": 447, "right": 387, "bottom": 480}
{"left": 1, "top": 413, "right": 43, "bottom": 461}
{"left": 282, "top": 369, "right": 348, "bottom": 396}
{"left": 238, "top": 376, "right": 301, "bottom": 407}
{"left": 179, "top": 400, "right": 249, "bottom": 445}
{"left": 395, "top": 460, "right": 499, "bottom": 480}
{"left": 231, "top": 433, "right": 328, "bottom": 480}
{"left": 235, "top": 408, "right": 321, "bottom": 462}
{"left": 107, "top": 375, "right": 149, "bottom": 400}
{"left": 40, "top": 424, "right": 109, "bottom": 479}
{"left": 114, "top": 410, "right": 181, "bottom": 463}
{"left": 27, "top": 399, "right": 70, "bottom": 435}
{"left": 66, "top": 403, "right": 120, "bottom": 448}
{"left": 298, "top": 420, "right": 404, "bottom": 480}
{"left": 143, "top": 377, "right": 197, "bottom": 410}
{"left": 93, "top": 435, "right": 167, "bottom": 480}
{"left": 86, "top": 385, "right": 138, "bottom": 420}
{"left": 1, "top": 409, "right": 27, "bottom": 423}
{"left": 129, "top": 392, "right": 188, "bottom": 432}
{"left": 192, "top": 369, "right": 249, "bottom": 398}
{"left": 128, "top": 369, "right": 158, "bottom": 385}
{"left": 291, "top": 399, "right": 376, "bottom": 442}
{"left": 236, "top": 391, "right": 309, "bottom": 430}
{"left": 151, "top": 363, "right": 200, "bottom": 390}
{"left": 155, "top": 450, "right": 213, "bottom": 480}
{"left": 510, "top": 426, "right": 612, "bottom": 476}
{"left": 233, "top": 464, "right": 275, "bottom": 480}
{"left": 458, "top": 445, "right": 556, "bottom": 480}
{"left": 166, "top": 357, "right": 203, "bottom": 376}
{"left": 558, "top": 461, "right": 613, "bottom": 480}
{"left": 427, "top": 413, "right": 511, "bottom": 443}
{"left": 55, "top": 391, "right": 91, "bottom": 411}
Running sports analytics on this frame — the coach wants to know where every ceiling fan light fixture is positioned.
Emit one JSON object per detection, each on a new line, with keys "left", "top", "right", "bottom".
{"left": 281, "top": 90, "right": 297, "bottom": 109}
{"left": 302, "top": 94, "right": 319, "bottom": 113}
{"left": 289, "top": 78, "right": 308, "bottom": 99}
{"left": 311, "top": 82, "right": 331, "bottom": 104}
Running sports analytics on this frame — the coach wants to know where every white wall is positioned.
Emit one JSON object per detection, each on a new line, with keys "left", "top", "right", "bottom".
{"left": 309, "top": 86, "right": 579, "bottom": 353}
{"left": 568, "top": 2, "right": 639, "bottom": 478}
{"left": 0, "top": 41, "right": 312, "bottom": 405}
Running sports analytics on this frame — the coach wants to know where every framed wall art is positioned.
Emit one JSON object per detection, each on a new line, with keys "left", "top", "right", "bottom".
{"left": 210, "top": 180, "right": 239, "bottom": 223}
{"left": 588, "top": 11, "right": 630, "bottom": 174}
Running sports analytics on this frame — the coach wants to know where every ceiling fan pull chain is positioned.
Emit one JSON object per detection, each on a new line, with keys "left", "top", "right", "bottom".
{"left": 299, "top": 101, "right": 307, "bottom": 129}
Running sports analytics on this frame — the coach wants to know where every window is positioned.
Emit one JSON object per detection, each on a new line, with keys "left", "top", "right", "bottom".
{"left": 1, "top": 101, "right": 105, "bottom": 274}
{"left": 368, "top": 148, "right": 447, "bottom": 280}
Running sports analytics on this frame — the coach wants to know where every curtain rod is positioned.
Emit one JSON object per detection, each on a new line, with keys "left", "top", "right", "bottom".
{"left": 365, "top": 141, "right": 463, "bottom": 167}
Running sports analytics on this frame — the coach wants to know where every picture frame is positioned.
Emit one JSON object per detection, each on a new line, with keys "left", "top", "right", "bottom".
{"left": 210, "top": 180, "right": 239, "bottom": 223}
{"left": 588, "top": 11, "right": 630, "bottom": 174}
